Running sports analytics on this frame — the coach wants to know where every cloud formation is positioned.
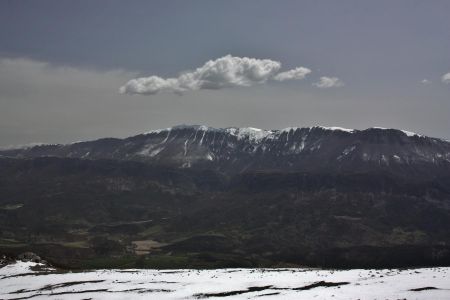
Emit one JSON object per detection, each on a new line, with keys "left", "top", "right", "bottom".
{"left": 313, "top": 76, "right": 344, "bottom": 88}
{"left": 442, "top": 73, "right": 450, "bottom": 84}
{"left": 421, "top": 79, "right": 431, "bottom": 84}
{"left": 120, "top": 55, "right": 311, "bottom": 95}
{"left": 273, "top": 67, "right": 311, "bottom": 81}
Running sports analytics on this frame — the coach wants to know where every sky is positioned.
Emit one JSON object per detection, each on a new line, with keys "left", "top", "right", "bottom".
{"left": 0, "top": 0, "right": 450, "bottom": 147}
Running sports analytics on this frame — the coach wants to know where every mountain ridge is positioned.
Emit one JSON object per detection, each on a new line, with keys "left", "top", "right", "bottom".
{"left": 1, "top": 125, "right": 449, "bottom": 177}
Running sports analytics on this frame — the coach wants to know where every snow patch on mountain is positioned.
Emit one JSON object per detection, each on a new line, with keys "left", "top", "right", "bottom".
{"left": 315, "top": 126, "right": 355, "bottom": 133}
{"left": 337, "top": 145, "right": 357, "bottom": 160}
{"left": 226, "top": 127, "right": 273, "bottom": 143}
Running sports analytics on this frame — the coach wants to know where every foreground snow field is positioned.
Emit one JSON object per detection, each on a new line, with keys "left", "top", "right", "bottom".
{"left": 1, "top": 262, "right": 450, "bottom": 299}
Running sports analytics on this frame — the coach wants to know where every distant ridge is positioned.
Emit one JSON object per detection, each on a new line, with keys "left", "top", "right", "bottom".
{"left": 1, "top": 125, "right": 449, "bottom": 177}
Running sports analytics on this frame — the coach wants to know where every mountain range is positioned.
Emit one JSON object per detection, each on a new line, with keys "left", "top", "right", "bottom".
{"left": 2, "top": 125, "right": 450, "bottom": 175}
{"left": 1, "top": 125, "right": 450, "bottom": 268}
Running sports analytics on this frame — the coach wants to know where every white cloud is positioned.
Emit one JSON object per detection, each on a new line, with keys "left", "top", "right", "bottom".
{"left": 313, "top": 76, "right": 344, "bottom": 88}
{"left": 119, "top": 76, "right": 179, "bottom": 95}
{"left": 421, "top": 79, "right": 431, "bottom": 84}
{"left": 120, "top": 55, "right": 311, "bottom": 95}
{"left": 442, "top": 73, "right": 450, "bottom": 84}
{"left": 273, "top": 67, "right": 311, "bottom": 81}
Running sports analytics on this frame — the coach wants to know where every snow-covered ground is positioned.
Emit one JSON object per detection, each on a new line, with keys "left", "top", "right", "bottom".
{"left": 1, "top": 261, "right": 449, "bottom": 299}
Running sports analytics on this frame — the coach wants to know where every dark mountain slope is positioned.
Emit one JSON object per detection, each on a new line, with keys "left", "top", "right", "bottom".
{"left": 0, "top": 125, "right": 450, "bottom": 268}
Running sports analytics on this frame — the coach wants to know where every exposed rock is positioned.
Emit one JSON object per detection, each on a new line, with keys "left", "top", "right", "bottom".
{"left": 17, "top": 252, "right": 41, "bottom": 263}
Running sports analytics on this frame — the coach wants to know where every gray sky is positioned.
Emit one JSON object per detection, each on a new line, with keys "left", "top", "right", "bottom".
{"left": 1, "top": 0, "right": 449, "bottom": 147}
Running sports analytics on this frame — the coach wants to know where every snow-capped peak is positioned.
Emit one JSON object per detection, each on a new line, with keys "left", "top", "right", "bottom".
{"left": 313, "top": 126, "right": 355, "bottom": 133}
{"left": 138, "top": 124, "right": 429, "bottom": 141}
{"left": 226, "top": 127, "right": 273, "bottom": 143}
{"left": 144, "top": 127, "right": 172, "bottom": 135}
{"left": 144, "top": 125, "right": 214, "bottom": 135}
{"left": 400, "top": 130, "right": 422, "bottom": 137}
{"left": 279, "top": 126, "right": 354, "bottom": 133}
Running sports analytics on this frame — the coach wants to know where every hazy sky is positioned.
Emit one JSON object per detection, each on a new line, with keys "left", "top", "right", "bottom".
{"left": 1, "top": 0, "right": 450, "bottom": 147}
